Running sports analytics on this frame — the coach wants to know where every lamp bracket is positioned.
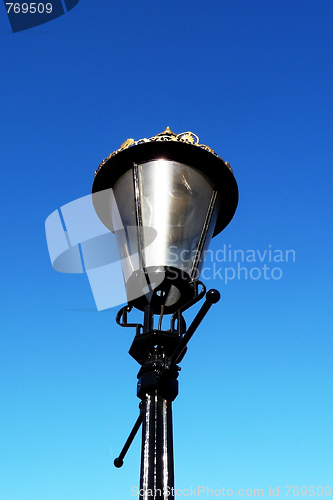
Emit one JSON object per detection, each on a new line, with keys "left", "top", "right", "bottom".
{"left": 113, "top": 287, "right": 221, "bottom": 468}
{"left": 116, "top": 305, "right": 143, "bottom": 336}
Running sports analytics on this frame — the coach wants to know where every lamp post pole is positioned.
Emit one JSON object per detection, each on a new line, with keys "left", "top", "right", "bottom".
{"left": 140, "top": 389, "right": 175, "bottom": 498}
{"left": 92, "top": 127, "right": 238, "bottom": 499}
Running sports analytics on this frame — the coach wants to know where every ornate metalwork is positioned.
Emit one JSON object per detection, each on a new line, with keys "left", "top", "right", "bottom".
{"left": 95, "top": 126, "right": 233, "bottom": 176}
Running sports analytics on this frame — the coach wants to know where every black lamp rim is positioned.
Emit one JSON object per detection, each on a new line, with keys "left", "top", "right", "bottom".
{"left": 92, "top": 140, "right": 238, "bottom": 236}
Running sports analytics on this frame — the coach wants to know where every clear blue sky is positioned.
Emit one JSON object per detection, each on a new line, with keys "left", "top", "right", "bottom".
{"left": 0, "top": 1, "right": 332, "bottom": 499}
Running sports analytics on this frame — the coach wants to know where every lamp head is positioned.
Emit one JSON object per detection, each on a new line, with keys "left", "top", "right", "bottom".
{"left": 92, "top": 127, "right": 238, "bottom": 314}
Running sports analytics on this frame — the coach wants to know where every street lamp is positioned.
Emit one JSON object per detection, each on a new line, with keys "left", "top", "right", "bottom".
{"left": 92, "top": 127, "right": 238, "bottom": 499}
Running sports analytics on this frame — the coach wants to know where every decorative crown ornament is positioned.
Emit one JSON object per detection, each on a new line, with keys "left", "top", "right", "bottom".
{"left": 95, "top": 126, "right": 232, "bottom": 176}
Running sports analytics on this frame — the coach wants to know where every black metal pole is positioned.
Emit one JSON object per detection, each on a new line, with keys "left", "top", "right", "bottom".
{"left": 140, "top": 390, "right": 174, "bottom": 500}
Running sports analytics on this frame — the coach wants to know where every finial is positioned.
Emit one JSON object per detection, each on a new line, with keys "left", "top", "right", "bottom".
{"left": 158, "top": 126, "right": 176, "bottom": 136}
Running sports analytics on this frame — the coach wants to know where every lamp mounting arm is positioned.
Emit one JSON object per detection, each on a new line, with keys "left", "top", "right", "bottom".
{"left": 114, "top": 406, "right": 143, "bottom": 468}
{"left": 169, "top": 288, "right": 221, "bottom": 366}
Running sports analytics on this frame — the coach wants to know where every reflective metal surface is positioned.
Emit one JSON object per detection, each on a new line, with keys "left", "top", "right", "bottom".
{"left": 140, "top": 391, "right": 175, "bottom": 499}
{"left": 138, "top": 160, "right": 215, "bottom": 274}
{"left": 112, "top": 160, "right": 218, "bottom": 301}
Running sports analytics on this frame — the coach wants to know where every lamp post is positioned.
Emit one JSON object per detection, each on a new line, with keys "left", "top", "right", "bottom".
{"left": 92, "top": 127, "right": 238, "bottom": 499}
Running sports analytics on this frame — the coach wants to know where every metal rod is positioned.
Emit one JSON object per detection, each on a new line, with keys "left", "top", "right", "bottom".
{"left": 133, "top": 162, "right": 153, "bottom": 298}
{"left": 170, "top": 289, "right": 220, "bottom": 365}
{"left": 169, "top": 280, "right": 206, "bottom": 332}
{"left": 157, "top": 305, "right": 164, "bottom": 331}
{"left": 190, "top": 191, "right": 218, "bottom": 279}
{"left": 114, "top": 411, "right": 143, "bottom": 468}
{"left": 143, "top": 304, "right": 154, "bottom": 332}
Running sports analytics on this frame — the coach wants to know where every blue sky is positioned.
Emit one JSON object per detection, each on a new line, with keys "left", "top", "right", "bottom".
{"left": 0, "top": 1, "right": 332, "bottom": 499}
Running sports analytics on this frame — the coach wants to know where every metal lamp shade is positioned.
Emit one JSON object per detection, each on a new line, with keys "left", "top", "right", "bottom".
{"left": 111, "top": 159, "right": 218, "bottom": 312}
{"left": 92, "top": 134, "right": 238, "bottom": 314}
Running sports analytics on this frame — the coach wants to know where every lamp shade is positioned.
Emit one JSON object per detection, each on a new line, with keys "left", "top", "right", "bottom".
{"left": 92, "top": 128, "right": 238, "bottom": 314}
